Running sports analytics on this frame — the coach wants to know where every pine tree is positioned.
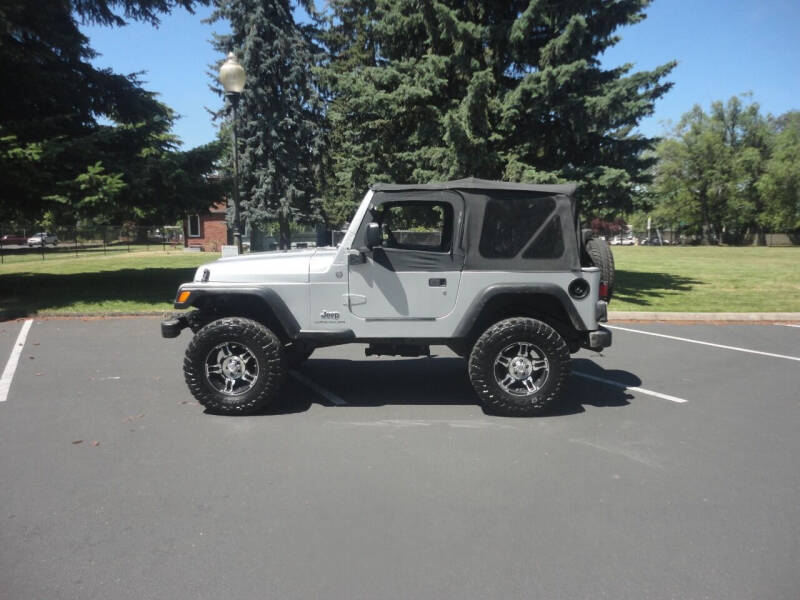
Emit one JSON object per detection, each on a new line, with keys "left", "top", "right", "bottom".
{"left": 316, "top": 0, "right": 381, "bottom": 225}
{"left": 211, "top": 0, "right": 324, "bottom": 248}
{"left": 321, "top": 0, "right": 675, "bottom": 224}
{"left": 0, "top": 0, "right": 212, "bottom": 224}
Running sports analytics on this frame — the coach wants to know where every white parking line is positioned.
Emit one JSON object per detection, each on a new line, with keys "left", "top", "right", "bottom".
{"left": 573, "top": 370, "right": 688, "bottom": 404}
{"left": 0, "top": 319, "right": 34, "bottom": 403}
{"left": 780, "top": 324, "right": 800, "bottom": 328}
{"left": 289, "top": 370, "right": 347, "bottom": 405}
{"left": 607, "top": 324, "right": 800, "bottom": 362}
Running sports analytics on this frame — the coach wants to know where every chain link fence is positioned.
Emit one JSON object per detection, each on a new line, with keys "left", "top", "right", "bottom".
{"left": 0, "top": 224, "right": 352, "bottom": 263}
{"left": 0, "top": 225, "right": 184, "bottom": 264}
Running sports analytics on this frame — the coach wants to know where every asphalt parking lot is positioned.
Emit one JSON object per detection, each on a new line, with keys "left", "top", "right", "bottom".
{"left": 1, "top": 317, "right": 798, "bottom": 600}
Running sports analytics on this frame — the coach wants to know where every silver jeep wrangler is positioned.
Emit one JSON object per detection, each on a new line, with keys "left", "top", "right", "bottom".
{"left": 162, "top": 178, "right": 613, "bottom": 416}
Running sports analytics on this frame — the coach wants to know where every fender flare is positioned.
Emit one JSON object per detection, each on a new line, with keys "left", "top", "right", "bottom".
{"left": 174, "top": 284, "right": 300, "bottom": 339}
{"left": 452, "top": 283, "right": 586, "bottom": 339}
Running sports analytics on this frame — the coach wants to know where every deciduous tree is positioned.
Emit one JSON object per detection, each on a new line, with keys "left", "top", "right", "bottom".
{"left": 758, "top": 112, "right": 800, "bottom": 233}
{"left": 653, "top": 96, "right": 775, "bottom": 244}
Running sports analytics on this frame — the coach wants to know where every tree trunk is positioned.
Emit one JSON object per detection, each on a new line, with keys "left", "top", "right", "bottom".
{"left": 755, "top": 226, "right": 766, "bottom": 246}
{"left": 278, "top": 215, "right": 291, "bottom": 250}
{"left": 699, "top": 192, "right": 714, "bottom": 245}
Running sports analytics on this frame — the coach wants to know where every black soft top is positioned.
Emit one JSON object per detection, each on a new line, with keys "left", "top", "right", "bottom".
{"left": 371, "top": 177, "right": 577, "bottom": 196}
{"left": 364, "top": 178, "right": 582, "bottom": 272}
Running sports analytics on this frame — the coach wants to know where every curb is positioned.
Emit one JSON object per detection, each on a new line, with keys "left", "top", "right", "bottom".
{"left": 609, "top": 311, "right": 800, "bottom": 323}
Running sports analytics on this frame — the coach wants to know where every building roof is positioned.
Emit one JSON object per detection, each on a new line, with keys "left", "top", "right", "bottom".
{"left": 370, "top": 177, "right": 577, "bottom": 195}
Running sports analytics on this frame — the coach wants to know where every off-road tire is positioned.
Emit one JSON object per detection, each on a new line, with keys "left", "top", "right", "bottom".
{"left": 185, "top": 309, "right": 215, "bottom": 333}
{"left": 284, "top": 341, "right": 314, "bottom": 367}
{"left": 585, "top": 236, "right": 615, "bottom": 302}
{"left": 468, "top": 317, "right": 570, "bottom": 416}
{"left": 183, "top": 317, "right": 284, "bottom": 414}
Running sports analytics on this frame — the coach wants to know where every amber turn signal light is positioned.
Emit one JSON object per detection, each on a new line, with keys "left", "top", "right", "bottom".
{"left": 177, "top": 291, "right": 191, "bottom": 304}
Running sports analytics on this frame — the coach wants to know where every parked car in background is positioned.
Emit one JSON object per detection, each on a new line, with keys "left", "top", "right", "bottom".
{"left": 27, "top": 232, "right": 58, "bottom": 247}
{"left": 1, "top": 234, "right": 28, "bottom": 245}
{"left": 640, "top": 236, "right": 670, "bottom": 246}
{"left": 609, "top": 235, "right": 635, "bottom": 246}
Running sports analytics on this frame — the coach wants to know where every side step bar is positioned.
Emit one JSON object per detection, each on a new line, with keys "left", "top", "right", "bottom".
{"left": 365, "top": 344, "right": 431, "bottom": 357}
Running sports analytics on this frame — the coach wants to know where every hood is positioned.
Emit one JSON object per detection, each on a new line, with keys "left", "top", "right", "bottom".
{"left": 194, "top": 247, "right": 338, "bottom": 284}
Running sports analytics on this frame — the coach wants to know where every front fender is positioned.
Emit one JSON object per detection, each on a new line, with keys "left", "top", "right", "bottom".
{"left": 172, "top": 283, "right": 300, "bottom": 339}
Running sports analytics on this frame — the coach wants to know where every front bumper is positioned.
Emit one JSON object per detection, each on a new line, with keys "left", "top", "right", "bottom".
{"left": 161, "top": 313, "right": 189, "bottom": 338}
{"left": 582, "top": 326, "right": 612, "bottom": 351}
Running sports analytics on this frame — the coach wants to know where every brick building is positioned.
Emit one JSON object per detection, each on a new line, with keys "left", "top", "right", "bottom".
{"left": 184, "top": 202, "right": 229, "bottom": 251}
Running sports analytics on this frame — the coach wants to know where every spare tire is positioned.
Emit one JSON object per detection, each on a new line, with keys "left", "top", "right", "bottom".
{"left": 585, "top": 236, "right": 615, "bottom": 302}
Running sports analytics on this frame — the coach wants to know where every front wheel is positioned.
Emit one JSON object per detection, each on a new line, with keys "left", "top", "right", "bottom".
{"left": 468, "top": 317, "right": 570, "bottom": 416}
{"left": 183, "top": 317, "right": 284, "bottom": 414}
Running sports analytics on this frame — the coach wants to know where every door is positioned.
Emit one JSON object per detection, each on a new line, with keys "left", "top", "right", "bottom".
{"left": 347, "top": 191, "right": 464, "bottom": 319}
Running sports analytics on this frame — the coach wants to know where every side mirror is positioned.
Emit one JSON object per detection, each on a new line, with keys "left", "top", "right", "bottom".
{"left": 365, "top": 222, "right": 383, "bottom": 249}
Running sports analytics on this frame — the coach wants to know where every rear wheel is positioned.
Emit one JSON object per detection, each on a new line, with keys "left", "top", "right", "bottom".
{"left": 183, "top": 317, "right": 284, "bottom": 414}
{"left": 585, "top": 235, "right": 615, "bottom": 302}
{"left": 468, "top": 317, "right": 570, "bottom": 416}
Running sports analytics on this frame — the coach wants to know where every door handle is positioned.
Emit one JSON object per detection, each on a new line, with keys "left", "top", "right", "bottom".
{"left": 428, "top": 278, "right": 447, "bottom": 287}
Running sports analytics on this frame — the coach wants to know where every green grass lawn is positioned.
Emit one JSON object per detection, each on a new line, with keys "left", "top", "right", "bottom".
{"left": 611, "top": 246, "right": 800, "bottom": 312}
{"left": 0, "top": 246, "right": 799, "bottom": 317}
{"left": 0, "top": 251, "right": 213, "bottom": 317}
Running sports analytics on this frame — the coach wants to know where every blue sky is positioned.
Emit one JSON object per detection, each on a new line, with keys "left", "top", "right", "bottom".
{"left": 80, "top": 0, "right": 800, "bottom": 150}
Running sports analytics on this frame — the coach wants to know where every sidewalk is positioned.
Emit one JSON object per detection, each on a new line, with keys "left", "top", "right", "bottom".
{"left": 609, "top": 311, "right": 800, "bottom": 323}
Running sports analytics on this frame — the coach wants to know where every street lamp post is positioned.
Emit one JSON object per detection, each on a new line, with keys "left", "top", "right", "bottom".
{"left": 219, "top": 52, "right": 246, "bottom": 254}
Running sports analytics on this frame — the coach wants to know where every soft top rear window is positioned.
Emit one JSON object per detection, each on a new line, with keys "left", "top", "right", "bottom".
{"left": 478, "top": 197, "right": 555, "bottom": 258}
{"left": 523, "top": 215, "right": 564, "bottom": 259}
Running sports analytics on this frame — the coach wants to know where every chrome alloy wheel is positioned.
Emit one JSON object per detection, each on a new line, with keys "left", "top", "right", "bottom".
{"left": 493, "top": 341, "right": 549, "bottom": 396}
{"left": 204, "top": 342, "right": 259, "bottom": 396}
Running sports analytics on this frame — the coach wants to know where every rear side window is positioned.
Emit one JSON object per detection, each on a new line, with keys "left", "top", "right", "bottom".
{"left": 479, "top": 197, "right": 555, "bottom": 258}
{"left": 523, "top": 215, "right": 564, "bottom": 258}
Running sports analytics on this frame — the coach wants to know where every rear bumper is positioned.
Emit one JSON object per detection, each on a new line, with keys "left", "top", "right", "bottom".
{"left": 582, "top": 326, "right": 612, "bottom": 351}
{"left": 596, "top": 300, "right": 608, "bottom": 323}
{"left": 161, "top": 313, "right": 189, "bottom": 338}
